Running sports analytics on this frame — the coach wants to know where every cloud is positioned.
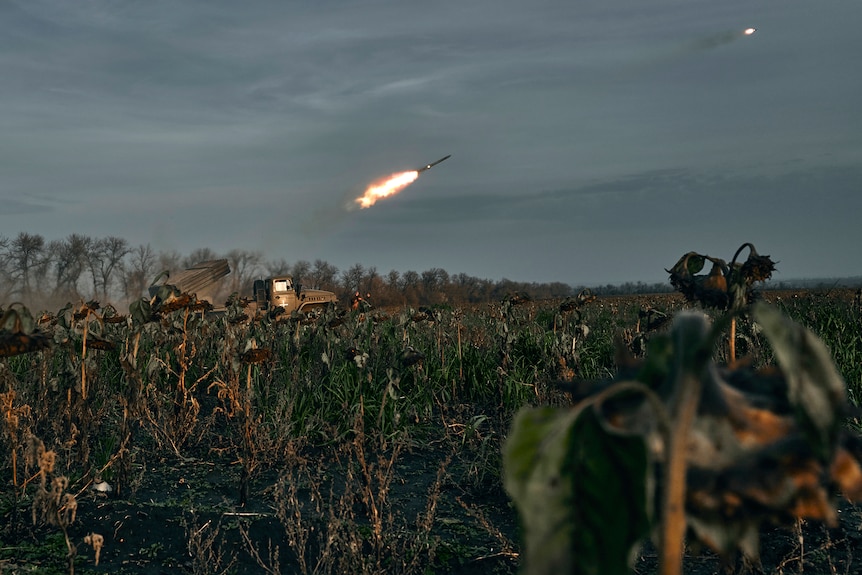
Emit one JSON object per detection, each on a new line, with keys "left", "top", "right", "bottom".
{"left": 0, "top": 196, "right": 55, "bottom": 215}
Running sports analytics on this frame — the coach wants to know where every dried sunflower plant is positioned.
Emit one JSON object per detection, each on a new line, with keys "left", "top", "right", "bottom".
{"left": 666, "top": 242, "right": 777, "bottom": 362}
{"left": 504, "top": 257, "right": 862, "bottom": 575}
{"left": 27, "top": 435, "right": 79, "bottom": 573}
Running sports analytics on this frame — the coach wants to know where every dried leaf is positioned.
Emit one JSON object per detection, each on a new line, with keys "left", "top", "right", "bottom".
{"left": 830, "top": 445, "right": 862, "bottom": 501}
{"left": 740, "top": 252, "right": 776, "bottom": 284}
{"left": 85, "top": 336, "right": 116, "bottom": 352}
{"left": 240, "top": 348, "right": 272, "bottom": 364}
{"left": 0, "top": 332, "right": 51, "bottom": 357}
{"left": 753, "top": 303, "right": 847, "bottom": 456}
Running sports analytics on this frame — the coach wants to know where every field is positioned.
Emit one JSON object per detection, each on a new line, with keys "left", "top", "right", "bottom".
{"left": 1, "top": 288, "right": 861, "bottom": 574}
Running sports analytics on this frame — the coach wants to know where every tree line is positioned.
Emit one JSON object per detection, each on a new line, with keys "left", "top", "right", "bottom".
{"left": 0, "top": 232, "right": 672, "bottom": 311}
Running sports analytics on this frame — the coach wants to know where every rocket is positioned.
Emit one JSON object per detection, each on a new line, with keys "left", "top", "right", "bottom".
{"left": 417, "top": 155, "right": 451, "bottom": 173}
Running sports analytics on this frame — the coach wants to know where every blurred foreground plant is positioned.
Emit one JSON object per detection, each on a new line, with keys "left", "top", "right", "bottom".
{"left": 504, "top": 303, "right": 862, "bottom": 575}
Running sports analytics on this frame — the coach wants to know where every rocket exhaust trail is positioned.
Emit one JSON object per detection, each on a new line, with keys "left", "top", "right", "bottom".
{"left": 685, "top": 27, "right": 756, "bottom": 53}
{"left": 352, "top": 154, "right": 452, "bottom": 209}
{"left": 354, "top": 171, "right": 419, "bottom": 209}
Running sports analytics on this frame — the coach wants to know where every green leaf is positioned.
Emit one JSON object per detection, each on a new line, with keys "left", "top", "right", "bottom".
{"left": 504, "top": 404, "right": 650, "bottom": 575}
{"left": 504, "top": 407, "right": 578, "bottom": 574}
{"left": 667, "top": 252, "right": 705, "bottom": 279}
{"left": 686, "top": 254, "right": 705, "bottom": 276}
{"left": 753, "top": 303, "right": 847, "bottom": 457}
{"left": 635, "top": 334, "right": 673, "bottom": 390}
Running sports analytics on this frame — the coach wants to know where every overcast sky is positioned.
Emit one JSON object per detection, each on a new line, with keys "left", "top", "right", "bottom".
{"left": 2, "top": 0, "right": 860, "bottom": 285}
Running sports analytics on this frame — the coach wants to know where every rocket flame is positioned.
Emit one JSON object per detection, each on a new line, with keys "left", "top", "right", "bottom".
{"left": 744, "top": 27, "right": 756, "bottom": 35}
{"left": 355, "top": 171, "right": 419, "bottom": 209}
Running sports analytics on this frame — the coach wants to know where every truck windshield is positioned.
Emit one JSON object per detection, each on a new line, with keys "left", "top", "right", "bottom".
{"left": 273, "top": 279, "right": 291, "bottom": 292}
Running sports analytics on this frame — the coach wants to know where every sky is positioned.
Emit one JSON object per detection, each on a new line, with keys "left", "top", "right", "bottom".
{"left": 2, "top": 0, "right": 860, "bottom": 286}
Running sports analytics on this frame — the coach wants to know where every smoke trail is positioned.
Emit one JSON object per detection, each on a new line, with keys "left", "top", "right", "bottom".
{"left": 302, "top": 203, "right": 351, "bottom": 238}
{"left": 685, "top": 28, "right": 755, "bottom": 53}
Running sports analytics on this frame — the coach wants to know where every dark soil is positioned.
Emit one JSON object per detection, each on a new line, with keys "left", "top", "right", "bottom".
{"left": 1, "top": 444, "right": 521, "bottom": 574}
{"left": 5, "top": 441, "right": 862, "bottom": 574}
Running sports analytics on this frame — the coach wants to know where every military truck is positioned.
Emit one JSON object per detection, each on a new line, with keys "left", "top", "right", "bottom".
{"left": 150, "top": 259, "right": 338, "bottom": 315}
{"left": 251, "top": 276, "right": 338, "bottom": 314}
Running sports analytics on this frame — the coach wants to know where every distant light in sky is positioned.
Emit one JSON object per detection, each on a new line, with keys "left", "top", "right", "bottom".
{"left": 744, "top": 27, "right": 756, "bottom": 35}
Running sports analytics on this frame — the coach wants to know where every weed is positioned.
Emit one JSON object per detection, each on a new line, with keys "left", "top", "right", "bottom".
{"left": 183, "top": 514, "right": 238, "bottom": 575}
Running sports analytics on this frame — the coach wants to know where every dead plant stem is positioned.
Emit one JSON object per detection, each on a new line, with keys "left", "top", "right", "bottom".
{"left": 659, "top": 372, "right": 702, "bottom": 575}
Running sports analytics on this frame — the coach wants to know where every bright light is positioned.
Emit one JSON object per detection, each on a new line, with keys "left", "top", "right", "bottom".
{"left": 355, "top": 171, "right": 419, "bottom": 209}
{"left": 744, "top": 27, "right": 756, "bottom": 35}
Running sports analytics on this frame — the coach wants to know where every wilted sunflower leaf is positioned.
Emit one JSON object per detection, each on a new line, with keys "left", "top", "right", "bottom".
{"left": 831, "top": 445, "right": 862, "bottom": 502}
{"left": 146, "top": 356, "right": 164, "bottom": 381}
{"left": 129, "top": 299, "right": 153, "bottom": 326}
{"left": 686, "top": 513, "right": 760, "bottom": 562}
{"left": 240, "top": 348, "right": 272, "bottom": 364}
{"left": 753, "top": 303, "right": 846, "bottom": 457}
{"left": 56, "top": 303, "right": 73, "bottom": 330}
{"left": 0, "top": 306, "right": 51, "bottom": 357}
{"left": 684, "top": 436, "right": 832, "bottom": 559}
{"left": 0, "top": 331, "right": 51, "bottom": 357}
{"left": 504, "top": 405, "right": 650, "bottom": 575}
{"left": 85, "top": 336, "right": 116, "bottom": 352}
{"left": 1, "top": 304, "right": 36, "bottom": 334}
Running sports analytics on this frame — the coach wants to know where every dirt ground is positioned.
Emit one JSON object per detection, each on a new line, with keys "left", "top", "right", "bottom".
{"left": 5, "top": 442, "right": 862, "bottom": 574}
{"left": 1, "top": 444, "right": 521, "bottom": 574}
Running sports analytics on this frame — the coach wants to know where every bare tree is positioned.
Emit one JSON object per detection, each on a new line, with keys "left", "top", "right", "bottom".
{"left": 309, "top": 259, "right": 338, "bottom": 291}
{"left": 95, "top": 237, "right": 131, "bottom": 301}
{"left": 361, "top": 266, "right": 378, "bottom": 294}
{"left": 421, "top": 268, "right": 450, "bottom": 304}
{"left": 0, "top": 235, "right": 12, "bottom": 301}
{"left": 156, "top": 250, "right": 183, "bottom": 278}
{"left": 453, "top": 272, "right": 486, "bottom": 303}
{"left": 51, "top": 234, "right": 91, "bottom": 299}
{"left": 120, "top": 244, "right": 157, "bottom": 301}
{"left": 382, "top": 269, "right": 403, "bottom": 306}
{"left": 8, "top": 232, "right": 49, "bottom": 301}
{"left": 225, "top": 249, "right": 262, "bottom": 295}
{"left": 265, "top": 258, "right": 291, "bottom": 276}
{"left": 401, "top": 270, "right": 420, "bottom": 306}
{"left": 361, "top": 266, "right": 387, "bottom": 305}
{"left": 290, "top": 260, "right": 311, "bottom": 285}
{"left": 340, "top": 263, "right": 365, "bottom": 296}
{"left": 84, "top": 238, "right": 106, "bottom": 297}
